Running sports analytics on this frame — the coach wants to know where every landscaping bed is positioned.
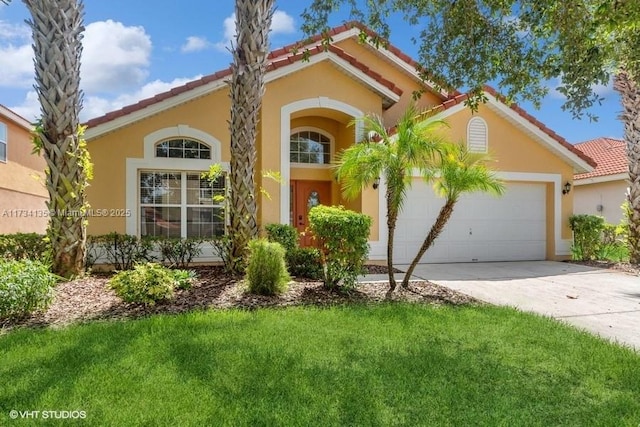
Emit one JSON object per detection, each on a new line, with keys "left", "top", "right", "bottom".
{"left": 568, "top": 260, "right": 640, "bottom": 276}
{"left": 1, "top": 265, "right": 478, "bottom": 332}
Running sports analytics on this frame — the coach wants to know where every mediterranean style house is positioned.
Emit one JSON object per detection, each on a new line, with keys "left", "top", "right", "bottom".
{"left": 573, "top": 137, "right": 628, "bottom": 224}
{"left": 83, "top": 22, "right": 595, "bottom": 264}
{"left": 0, "top": 105, "right": 47, "bottom": 234}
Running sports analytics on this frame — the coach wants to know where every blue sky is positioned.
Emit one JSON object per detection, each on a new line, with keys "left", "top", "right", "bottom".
{"left": 0, "top": 0, "right": 622, "bottom": 144}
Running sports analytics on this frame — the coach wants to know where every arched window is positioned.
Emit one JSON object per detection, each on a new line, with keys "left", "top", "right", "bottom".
{"left": 467, "top": 117, "right": 488, "bottom": 153}
{"left": 290, "top": 129, "right": 332, "bottom": 165}
{"left": 155, "top": 138, "right": 211, "bottom": 159}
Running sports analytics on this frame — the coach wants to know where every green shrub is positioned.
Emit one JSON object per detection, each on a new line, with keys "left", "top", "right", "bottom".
{"left": 0, "top": 233, "right": 51, "bottom": 262}
{"left": 108, "top": 263, "right": 183, "bottom": 305}
{"left": 172, "top": 269, "right": 197, "bottom": 290}
{"left": 95, "top": 233, "right": 155, "bottom": 270}
{"left": 0, "top": 259, "right": 58, "bottom": 319}
{"left": 85, "top": 235, "right": 106, "bottom": 269}
{"left": 155, "top": 238, "right": 203, "bottom": 268}
{"left": 265, "top": 223, "right": 299, "bottom": 253}
{"left": 287, "top": 247, "right": 323, "bottom": 280}
{"left": 597, "top": 223, "right": 629, "bottom": 262}
{"left": 209, "top": 235, "right": 238, "bottom": 274}
{"left": 245, "top": 239, "right": 290, "bottom": 295}
{"left": 569, "top": 214, "right": 605, "bottom": 261}
{"left": 308, "top": 205, "right": 371, "bottom": 290}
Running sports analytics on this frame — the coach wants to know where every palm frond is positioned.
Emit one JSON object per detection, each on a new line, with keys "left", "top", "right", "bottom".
{"left": 432, "top": 142, "right": 505, "bottom": 201}
{"left": 335, "top": 141, "right": 389, "bottom": 200}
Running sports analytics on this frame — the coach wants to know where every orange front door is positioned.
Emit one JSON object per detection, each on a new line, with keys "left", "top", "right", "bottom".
{"left": 292, "top": 180, "right": 332, "bottom": 247}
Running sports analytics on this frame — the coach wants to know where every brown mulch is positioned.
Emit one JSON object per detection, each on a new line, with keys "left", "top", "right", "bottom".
{"left": 567, "top": 260, "right": 640, "bottom": 276}
{"left": 1, "top": 265, "right": 479, "bottom": 333}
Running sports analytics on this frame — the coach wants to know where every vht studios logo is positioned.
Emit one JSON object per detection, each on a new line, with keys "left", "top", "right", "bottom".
{"left": 9, "top": 410, "right": 86, "bottom": 420}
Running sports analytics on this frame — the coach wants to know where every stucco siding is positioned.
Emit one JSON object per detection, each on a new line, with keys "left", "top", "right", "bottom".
{"left": 0, "top": 110, "right": 48, "bottom": 234}
{"left": 574, "top": 179, "right": 628, "bottom": 224}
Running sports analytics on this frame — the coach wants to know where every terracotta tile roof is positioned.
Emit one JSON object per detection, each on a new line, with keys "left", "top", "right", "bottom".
{"left": 424, "top": 86, "right": 597, "bottom": 168}
{"left": 573, "top": 137, "right": 626, "bottom": 180}
{"left": 269, "top": 21, "right": 447, "bottom": 100}
{"left": 85, "top": 24, "right": 406, "bottom": 130}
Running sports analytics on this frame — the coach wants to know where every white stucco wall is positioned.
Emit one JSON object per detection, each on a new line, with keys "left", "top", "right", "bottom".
{"left": 574, "top": 179, "right": 628, "bottom": 224}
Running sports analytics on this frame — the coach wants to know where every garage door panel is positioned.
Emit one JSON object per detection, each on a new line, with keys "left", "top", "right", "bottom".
{"left": 394, "top": 181, "right": 547, "bottom": 264}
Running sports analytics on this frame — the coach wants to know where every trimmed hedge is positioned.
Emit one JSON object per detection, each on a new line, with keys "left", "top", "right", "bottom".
{"left": 308, "top": 205, "right": 371, "bottom": 290}
{"left": 0, "top": 233, "right": 51, "bottom": 262}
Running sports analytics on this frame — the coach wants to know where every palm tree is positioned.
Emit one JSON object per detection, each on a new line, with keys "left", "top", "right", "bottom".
{"left": 228, "top": 0, "right": 274, "bottom": 272}
{"left": 336, "top": 104, "right": 446, "bottom": 290}
{"left": 614, "top": 70, "right": 640, "bottom": 264}
{"left": 400, "top": 143, "right": 504, "bottom": 287}
{"left": 23, "top": 0, "right": 89, "bottom": 278}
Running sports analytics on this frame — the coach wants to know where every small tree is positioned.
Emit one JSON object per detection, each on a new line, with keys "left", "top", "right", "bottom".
{"left": 401, "top": 143, "right": 504, "bottom": 287}
{"left": 336, "top": 104, "right": 446, "bottom": 289}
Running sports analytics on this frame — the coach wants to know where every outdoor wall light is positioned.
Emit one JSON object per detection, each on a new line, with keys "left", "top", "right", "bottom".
{"left": 562, "top": 181, "right": 572, "bottom": 195}
{"left": 373, "top": 177, "right": 380, "bottom": 190}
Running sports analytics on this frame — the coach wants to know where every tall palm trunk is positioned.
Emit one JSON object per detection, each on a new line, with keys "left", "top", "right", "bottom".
{"left": 614, "top": 70, "right": 640, "bottom": 264}
{"left": 25, "top": 0, "right": 88, "bottom": 278}
{"left": 385, "top": 186, "right": 399, "bottom": 290}
{"left": 229, "top": 0, "right": 274, "bottom": 272}
{"left": 402, "top": 199, "right": 456, "bottom": 288}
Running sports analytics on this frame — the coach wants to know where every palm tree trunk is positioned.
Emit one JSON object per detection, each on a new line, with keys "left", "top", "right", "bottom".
{"left": 614, "top": 70, "right": 640, "bottom": 264}
{"left": 386, "top": 188, "right": 398, "bottom": 290}
{"left": 25, "top": 0, "right": 88, "bottom": 278}
{"left": 229, "top": 0, "right": 274, "bottom": 272}
{"left": 402, "top": 199, "right": 457, "bottom": 288}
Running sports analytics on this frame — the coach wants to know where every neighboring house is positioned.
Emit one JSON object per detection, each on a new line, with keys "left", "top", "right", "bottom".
{"left": 84, "top": 22, "right": 594, "bottom": 264}
{"left": 0, "top": 105, "right": 48, "bottom": 234}
{"left": 573, "top": 137, "right": 628, "bottom": 224}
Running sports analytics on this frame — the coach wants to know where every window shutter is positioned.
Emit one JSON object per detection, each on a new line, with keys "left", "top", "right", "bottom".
{"left": 467, "top": 117, "right": 488, "bottom": 153}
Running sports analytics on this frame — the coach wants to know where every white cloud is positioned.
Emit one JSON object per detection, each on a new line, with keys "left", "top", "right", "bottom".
{"left": 0, "top": 43, "right": 33, "bottom": 88}
{"left": 271, "top": 10, "right": 296, "bottom": 35}
{"left": 215, "top": 14, "right": 236, "bottom": 52}
{"left": 81, "top": 20, "right": 152, "bottom": 93}
{"left": 11, "top": 76, "right": 204, "bottom": 123}
{"left": 593, "top": 79, "right": 614, "bottom": 97}
{"left": 0, "top": 19, "right": 153, "bottom": 92}
{"left": 0, "top": 20, "right": 33, "bottom": 88}
{"left": 82, "top": 75, "right": 203, "bottom": 121}
{"left": 548, "top": 76, "right": 615, "bottom": 100}
{"left": 0, "top": 20, "right": 30, "bottom": 40}
{"left": 215, "top": 10, "right": 296, "bottom": 52}
{"left": 181, "top": 36, "right": 211, "bottom": 53}
{"left": 9, "top": 90, "right": 40, "bottom": 122}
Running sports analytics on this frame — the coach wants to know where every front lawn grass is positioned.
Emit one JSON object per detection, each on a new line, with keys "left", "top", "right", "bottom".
{"left": 1, "top": 304, "right": 639, "bottom": 426}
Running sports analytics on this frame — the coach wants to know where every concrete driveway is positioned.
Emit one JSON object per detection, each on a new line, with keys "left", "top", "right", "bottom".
{"left": 399, "top": 261, "right": 640, "bottom": 350}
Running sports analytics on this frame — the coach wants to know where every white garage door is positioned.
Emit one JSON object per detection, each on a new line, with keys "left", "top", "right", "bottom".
{"left": 394, "top": 181, "right": 546, "bottom": 264}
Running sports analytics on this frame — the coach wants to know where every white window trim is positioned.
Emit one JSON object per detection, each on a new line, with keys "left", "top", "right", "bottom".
{"left": 144, "top": 125, "right": 222, "bottom": 162}
{"left": 289, "top": 126, "right": 335, "bottom": 168}
{"left": 139, "top": 170, "right": 226, "bottom": 238}
{"left": 280, "top": 98, "right": 363, "bottom": 224}
{"left": 0, "top": 122, "right": 7, "bottom": 163}
{"left": 467, "top": 116, "right": 489, "bottom": 153}
{"left": 126, "top": 125, "right": 228, "bottom": 236}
